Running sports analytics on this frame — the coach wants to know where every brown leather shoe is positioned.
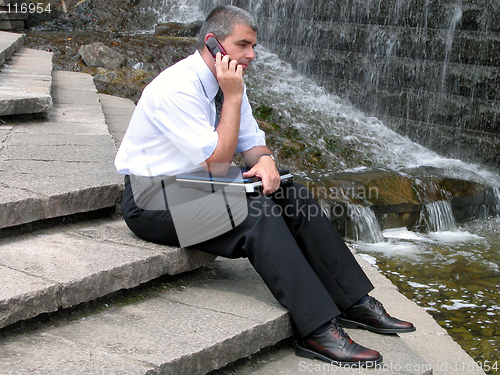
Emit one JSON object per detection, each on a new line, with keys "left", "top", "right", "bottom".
{"left": 295, "top": 321, "right": 382, "bottom": 367}
{"left": 337, "top": 296, "right": 416, "bottom": 334}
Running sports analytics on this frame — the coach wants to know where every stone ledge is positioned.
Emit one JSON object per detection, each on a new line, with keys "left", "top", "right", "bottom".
{"left": 0, "top": 30, "right": 23, "bottom": 65}
{"left": 0, "top": 71, "right": 123, "bottom": 229}
{"left": 0, "top": 256, "right": 291, "bottom": 375}
{"left": 0, "top": 48, "right": 53, "bottom": 116}
{"left": 98, "top": 93, "right": 136, "bottom": 148}
{"left": 0, "top": 19, "right": 24, "bottom": 31}
{"left": 0, "top": 216, "right": 216, "bottom": 329}
{"left": 0, "top": 10, "right": 29, "bottom": 20}
{"left": 0, "top": 253, "right": 483, "bottom": 374}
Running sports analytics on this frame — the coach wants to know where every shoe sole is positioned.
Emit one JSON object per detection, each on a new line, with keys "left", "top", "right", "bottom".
{"left": 295, "top": 344, "right": 383, "bottom": 367}
{"left": 337, "top": 317, "right": 417, "bottom": 334}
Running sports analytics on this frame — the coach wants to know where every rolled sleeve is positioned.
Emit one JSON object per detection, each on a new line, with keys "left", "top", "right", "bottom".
{"left": 235, "top": 90, "right": 266, "bottom": 153}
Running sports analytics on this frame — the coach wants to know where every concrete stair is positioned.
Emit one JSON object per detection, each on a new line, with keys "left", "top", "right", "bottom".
{"left": 0, "top": 30, "right": 23, "bottom": 65}
{"left": 0, "top": 38, "right": 53, "bottom": 116}
{"left": 0, "top": 0, "right": 30, "bottom": 31}
{"left": 0, "top": 31, "right": 485, "bottom": 374}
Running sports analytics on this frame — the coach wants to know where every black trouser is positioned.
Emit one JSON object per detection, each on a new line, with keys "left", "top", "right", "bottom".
{"left": 121, "top": 178, "right": 373, "bottom": 338}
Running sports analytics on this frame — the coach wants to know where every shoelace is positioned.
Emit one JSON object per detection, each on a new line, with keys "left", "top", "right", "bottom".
{"left": 330, "top": 320, "right": 351, "bottom": 340}
{"left": 369, "top": 297, "right": 384, "bottom": 310}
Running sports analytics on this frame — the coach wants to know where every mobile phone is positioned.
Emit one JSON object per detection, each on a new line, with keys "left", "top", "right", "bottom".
{"left": 205, "top": 36, "right": 230, "bottom": 60}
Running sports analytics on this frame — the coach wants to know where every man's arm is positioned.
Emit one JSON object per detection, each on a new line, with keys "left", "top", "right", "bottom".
{"left": 202, "top": 53, "right": 244, "bottom": 176}
{"left": 241, "top": 146, "right": 281, "bottom": 195}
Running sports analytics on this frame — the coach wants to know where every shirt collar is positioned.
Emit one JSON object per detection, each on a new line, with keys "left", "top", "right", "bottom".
{"left": 193, "top": 50, "right": 219, "bottom": 101}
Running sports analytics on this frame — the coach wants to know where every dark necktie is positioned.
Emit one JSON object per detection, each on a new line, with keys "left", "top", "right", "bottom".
{"left": 214, "top": 88, "right": 224, "bottom": 128}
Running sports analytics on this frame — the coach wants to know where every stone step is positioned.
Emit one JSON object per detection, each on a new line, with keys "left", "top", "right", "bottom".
{"left": 0, "top": 19, "right": 24, "bottom": 32}
{"left": 0, "top": 68, "right": 218, "bottom": 331}
{"left": 0, "top": 0, "right": 29, "bottom": 30}
{"left": 98, "top": 93, "right": 136, "bottom": 148}
{"left": 0, "top": 253, "right": 485, "bottom": 375}
{"left": 225, "top": 333, "right": 430, "bottom": 375}
{"left": 0, "top": 257, "right": 290, "bottom": 375}
{"left": 0, "top": 9, "right": 30, "bottom": 21}
{"left": 0, "top": 30, "right": 23, "bottom": 65}
{"left": 0, "top": 70, "right": 122, "bottom": 229}
{"left": 0, "top": 215, "right": 215, "bottom": 329}
{"left": 0, "top": 48, "right": 53, "bottom": 116}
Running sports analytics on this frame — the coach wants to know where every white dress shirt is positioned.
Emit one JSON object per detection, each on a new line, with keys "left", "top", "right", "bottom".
{"left": 115, "top": 51, "right": 266, "bottom": 177}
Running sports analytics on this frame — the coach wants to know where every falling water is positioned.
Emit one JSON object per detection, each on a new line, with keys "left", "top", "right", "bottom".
{"left": 494, "top": 188, "right": 500, "bottom": 213}
{"left": 425, "top": 200, "right": 457, "bottom": 232}
{"left": 157, "top": 0, "right": 204, "bottom": 23}
{"left": 440, "top": 4, "right": 463, "bottom": 91}
{"left": 349, "top": 205, "right": 385, "bottom": 243}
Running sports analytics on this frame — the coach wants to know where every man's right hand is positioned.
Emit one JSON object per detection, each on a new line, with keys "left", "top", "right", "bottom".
{"left": 215, "top": 52, "right": 244, "bottom": 99}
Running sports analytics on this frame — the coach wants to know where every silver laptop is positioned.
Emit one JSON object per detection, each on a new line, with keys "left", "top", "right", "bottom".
{"left": 176, "top": 166, "right": 293, "bottom": 193}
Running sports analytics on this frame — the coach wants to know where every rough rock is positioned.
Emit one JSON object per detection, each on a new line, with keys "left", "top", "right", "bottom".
{"left": 78, "top": 42, "right": 126, "bottom": 70}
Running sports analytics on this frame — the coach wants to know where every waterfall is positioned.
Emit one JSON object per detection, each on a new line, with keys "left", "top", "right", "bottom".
{"left": 245, "top": 47, "right": 500, "bottom": 188}
{"left": 425, "top": 201, "right": 456, "bottom": 232}
{"left": 349, "top": 205, "right": 385, "bottom": 243}
{"left": 199, "top": 0, "right": 500, "bottom": 168}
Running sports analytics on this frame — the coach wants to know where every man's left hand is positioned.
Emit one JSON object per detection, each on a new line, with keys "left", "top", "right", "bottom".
{"left": 242, "top": 155, "right": 280, "bottom": 195}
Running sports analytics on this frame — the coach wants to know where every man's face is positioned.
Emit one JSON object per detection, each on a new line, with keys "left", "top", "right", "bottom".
{"left": 219, "top": 24, "right": 257, "bottom": 73}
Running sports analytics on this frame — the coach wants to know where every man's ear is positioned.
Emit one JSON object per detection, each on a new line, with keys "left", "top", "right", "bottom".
{"left": 205, "top": 33, "right": 215, "bottom": 43}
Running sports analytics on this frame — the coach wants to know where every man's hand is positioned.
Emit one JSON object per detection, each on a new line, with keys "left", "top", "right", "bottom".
{"left": 242, "top": 154, "right": 280, "bottom": 195}
{"left": 215, "top": 52, "right": 244, "bottom": 99}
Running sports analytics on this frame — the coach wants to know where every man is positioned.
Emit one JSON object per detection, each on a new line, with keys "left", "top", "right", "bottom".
{"left": 115, "top": 5, "right": 415, "bottom": 367}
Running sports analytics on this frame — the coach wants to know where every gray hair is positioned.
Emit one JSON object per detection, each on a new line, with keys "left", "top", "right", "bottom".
{"left": 197, "top": 5, "right": 258, "bottom": 51}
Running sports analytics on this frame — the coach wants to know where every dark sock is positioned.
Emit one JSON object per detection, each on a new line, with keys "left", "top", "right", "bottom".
{"left": 311, "top": 321, "right": 331, "bottom": 335}
{"left": 354, "top": 295, "right": 370, "bottom": 306}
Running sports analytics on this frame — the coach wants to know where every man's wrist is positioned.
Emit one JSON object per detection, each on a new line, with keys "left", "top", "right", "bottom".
{"left": 259, "top": 153, "right": 276, "bottom": 163}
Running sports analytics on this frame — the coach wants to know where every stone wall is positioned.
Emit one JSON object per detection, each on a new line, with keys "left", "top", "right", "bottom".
{"left": 202, "top": 0, "right": 500, "bottom": 168}
{"left": 0, "top": 0, "right": 29, "bottom": 30}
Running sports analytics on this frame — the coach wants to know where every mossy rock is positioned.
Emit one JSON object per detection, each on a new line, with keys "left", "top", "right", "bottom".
{"left": 438, "top": 178, "right": 488, "bottom": 198}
